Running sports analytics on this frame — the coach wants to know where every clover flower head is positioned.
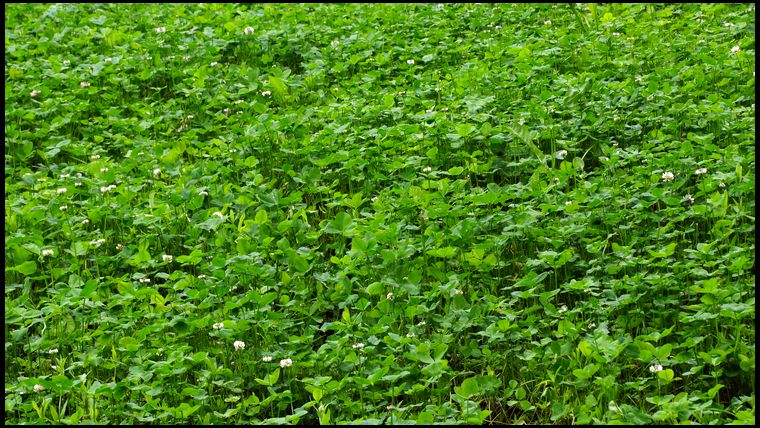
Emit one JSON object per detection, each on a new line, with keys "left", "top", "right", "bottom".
{"left": 31, "top": 90, "right": 41, "bottom": 97}
{"left": 63, "top": 59, "right": 70, "bottom": 66}
{"left": 139, "top": 277, "right": 150, "bottom": 284}
{"left": 199, "top": 190, "right": 208, "bottom": 196}
{"left": 555, "top": 150, "right": 568, "bottom": 160}
{"left": 544, "top": 20, "right": 552, "bottom": 25}
{"left": 352, "top": 342, "right": 365, "bottom": 350}
{"left": 60, "top": 173, "right": 70, "bottom": 179}
{"left": 105, "top": 57, "right": 112, "bottom": 62}
{"left": 694, "top": 167, "right": 708, "bottom": 175}
{"left": 91, "top": 154, "right": 101, "bottom": 160}
{"left": 233, "top": 340, "right": 245, "bottom": 351}
{"left": 210, "top": 61, "right": 218, "bottom": 67}
{"left": 155, "top": 26, "right": 166, "bottom": 33}
{"left": 386, "top": 292, "right": 394, "bottom": 301}
{"left": 719, "top": 182, "right": 726, "bottom": 188}
{"left": 59, "top": 205, "right": 68, "bottom": 211}
{"left": 100, "top": 167, "right": 108, "bottom": 173}
{"left": 649, "top": 363, "right": 663, "bottom": 373}
{"left": 261, "top": 91, "right": 271, "bottom": 96}
{"left": 280, "top": 358, "right": 293, "bottom": 368}
{"left": 116, "top": 244, "right": 124, "bottom": 251}
{"left": 422, "top": 166, "right": 432, "bottom": 173}
{"left": 89, "top": 239, "right": 106, "bottom": 246}
{"left": 417, "top": 321, "right": 426, "bottom": 326}
{"left": 244, "top": 26, "right": 254, "bottom": 35}
{"left": 153, "top": 168, "right": 161, "bottom": 177}
{"left": 212, "top": 211, "right": 224, "bottom": 219}
{"left": 565, "top": 200, "right": 572, "bottom": 206}
{"left": 42, "top": 249, "right": 54, "bottom": 257}
{"left": 406, "top": 332, "right": 415, "bottom": 338}
{"left": 74, "top": 182, "right": 82, "bottom": 187}
{"left": 731, "top": 45, "right": 741, "bottom": 54}
{"left": 331, "top": 40, "right": 339, "bottom": 47}
{"left": 407, "top": 59, "right": 415, "bottom": 65}
{"left": 723, "top": 22, "right": 735, "bottom": 28}
{"left": 685, "top": 194, "right": 695, "bottom": 204}
{"left": 162, "top": 254, "right": 173, "bottom": 263}
{"left": 56, "top": 187, "right": 67, "bottom": 194}
{"left": 262, "top": 356, "right": 273, "bottom": 362}
{"left": 34, "top": 384, "right": 45, "bottom": 393}
{"left": 80, "top": 81, "right": 90, "bottom": 88}
{"left": 48, "top": 348, "right": 59, "bottom": 355}
{"left": 212, "top": 322, "right": 224, "bottom": 330}
{"left": 661, "top": 171, "right": 675, "bottom": 182}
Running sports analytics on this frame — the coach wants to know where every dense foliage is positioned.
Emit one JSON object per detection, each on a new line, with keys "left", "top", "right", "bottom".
{"left": 5, "top": 3, "right": 755, "bottom": 424}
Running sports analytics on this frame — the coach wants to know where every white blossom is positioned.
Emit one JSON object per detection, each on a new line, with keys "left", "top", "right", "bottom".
{"left": 694, "top": 167, "right": 708, "bottom": 175}
{"left": 386, "top": 292, "right": 394, "bottom": 301}
{"left": 116, "top": 244, "right": 124, "bottom": 251}
{"left": 63, "top": 59, "right": 70, "bottom": 66}
{"left": 731, "top": 45, "right": 741, "bottom": 54}
{"left": 244, "top": 26, "right": 254, "bottom": 35}
{"left": 280, "top": 358, "right": 293, "bottom": 368}
{"left": 155, "top": 26, "right": 166, "bottom": 33}
{"left": 233, "top": 340, "right": 245, "bottom": 351}
{"left": 649, "top": 363, "right": 663, "bottom": 373}
{"left": 544, "top": 20, "right": 552, "bottom": 25}
{"left": 91, "top": 154, "right": 101, "bottom": 160}
{"left": 139, "top": 277, "right": 150, "bottom": 284}
{"left": 153, "top": 168, "right": 161, "bottom": 177}
{"left": 685, "top": 194, "right": 695, "bottom": 204}
{"left": 199, "top": 191, "right": 208, "bottom": 196}
{"left": 56, "top": 188, "right": 67, "bottom": 194}
{"left": 48, "top": 348, "right": 58, "bottom": 355}
{"left": 212, "top": 211, "right": 224, "bottom": 219}
{"left": 100, "top": 167, "right": 108, "bottom": 173}
{"left": 42, "top": 249, "right": 54, "bottom": 257}
{"left": 719, "top": 182, "right": 726, "bottom": 188}
{"left": 262, "top": 356, "right": 273, "bottom": 362}
{"left": 352, "top": 342, "right": 365, "bottom": 350}
{"left": 34, "top": 384, "right": 45, "bottom": 393}
{"left": 422, "top": 166, "right": 432, "bottom": 173}
{"left": 80, "top": 81, "right": 90, "bottom": 88}
{"left": 555, "top": 150, "right": 568, "bottom": 160}
{"left": 59, "top": 205, "right": 68, "bottom": 211}
{"left": 210, "top": 61, "right": 218, "bottom": 67}
{"left": 407, "top": 59, "right": 415, "bottom": 65}
{"left": 261, "top": 91, "right": 271, "bottom": 96}
{"left": 212, "top": 322, "right": 224, "bottom": 330}
{"left": 162, "top": 254, "right": 173, "bottom": 263}
{"left": 31, "top": 90, "right": 41, "bottom": 97}
{"left": 723, "top": 22, "right": 735, "bottom": 28}
{"left": 661, "top": 171, "right": 675, "bottom": 182}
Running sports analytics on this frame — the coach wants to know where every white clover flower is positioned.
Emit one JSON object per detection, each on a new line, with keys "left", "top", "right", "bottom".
{"left": 48, "top": 348, "right": 59, "bottom": 355}
{"left": 685, "top": 194, "right": 695, "bottom": 204}
{"left": 229, "top": 148, "right": 237, "bottom": 153}
{"left": 417, "top": 321, "right": 426, "bottom": 327}
{"left": 661, "top": 171, "right": 675, "bottom": 182}
{"left": 330, "top": 40, "right": 339, "bottom": 47}
{"left": 352, "top": 342, "right": 365, "bottom": 350}
{"left": 588, "top": 322, "right": 596, "bottom": 329}
{"left": 34, "top": 384, "right": 45, "bottom": 393}
{"left": 453, "top": 289, "right": 463, "bottom": 295}
{"left": 51, "top": 365, "right": 57, "bottom": 370}
{"left": 91, "top": 154, "right": 101, "bottom": 160}
{"left": 182, "top": 55, "right": 190, "bottom": 62}
{"left": 80, "top": 82, "right": 90, "bottom": 88}
{"left": 649, "top": 363, "right": 663, "bottom": 373}
{"left": 74, "top": 182, "right": 82, "bottom": 187}
{"left": 31, "top": 90, "right": 41, "bottom": 97}
{"left": 187, "top": 114, "right": 194, "bottom": 120}
{"left": 555, "top": 150, "right": 568, "bottom": 160}
{"left": 407, "top": 59, "right": 415, "bottom": 65}
{"left": 223, "top": 108, "right": 230, "bottom": 114}
{"left": 406, "top": 332, "right": 415, "bottom": 338}
{"left": 694, "top": 167, "right": 708, "bottom": 175}
{"left": 426, "top": 109, "right": 433, "bottom": 113}
{"left": 153, "top": 168, "right": 161, "bottom": 177}
{"left": 723, "top": 22, "right": 735, "bottom": 28}
{"left": 731, "top": 45, "right": 741, "bottom": 54}
{"left": 212, "top": 211, "right": 224, "bottom": 219}
{"left": 261, "top": 90, "right": 271, "bottom": 96}
{"left": 434, "top": 87, "right": 441, "bottom": 92}
{"left": 198, "top": 274, "right": 206, "bottom": 279}
{"left": 212, "top": 322, "right": 224, "bottom": 330}
{"left": 234, "top": 99, "right": 244, "bottom": 104}
{"left": 558, "top": 305, "right": 568, "bottom": 313}
{"left": 56, "top": 187, "right": 67, "bottom": 195}
{"left": 386, "top": 292, "right": 394, "bottom": 301}
{"left": 116, "top": 244, "right": 124, "bottom": 251}
{"left": 244, "top": 26, "right": 254, "bottom": 35}
{"left": 60, "top": 173, "right": 70, "bottom": 179}
{"left": 422, "top": 166, "right": 432, "bottom": 173}
{"left": 59, "top": 205, "right": 68, "bottom": 211}
{"left": 89, "top": 239, "right": 105, "bottom": 246}
{"left": 162, "top": 254, "right": 173, "bottom": 263}
{"left": 81, "top": 219, "right": 89, "bottom": 225}
{"left": 63, "top": 59, "right": 70, "bottom": 66}
{"left": 635, "top": 76, "right": 642, "bottom": 83}
{"left": 441, "top": 107, "right": 448, "bottom": 112}
{"left": 105, "top": 57, "right": 112, "bottom": 62}
{"left": 199, "top": 190, "right": 208, "bottom": 196}
{"left": 210, "top": 61, "right": 218, "bottom": 67}
{"left": 280, "top": 358, "right": 293, "bottom": 368}
{"left": 37, "top": 177, "right": 46, "bottom": 182}
{"left": 262, "top": 356, "right": 273, "bottom": 362}
{"left": 155, "top": 26, "right": 166, "bottom": 33}
{"left": 398, "top": 90, "right": 406, "bottom": 95}
{"left": 139, "top": 277, "right": 150, "bottom": 284}
{"left": 719, "top": 182, "right": 726, "bottom": 188}
{"left": 565, "top": 200, "right": 572, "bottom": 206}
{"left": 544, "top": 20, "right": 552, "bottom": 25}
{"left": 100, "top": 167, "right": 108, "bottom": 173}
{"left": 42, "top": 249, "right": 54, "bottom": 257}
{"left": 137, "top": 151, "right": 145, "bottom": 156}
{"left": 233, "top": 340, "right": 245, "bottom": 351}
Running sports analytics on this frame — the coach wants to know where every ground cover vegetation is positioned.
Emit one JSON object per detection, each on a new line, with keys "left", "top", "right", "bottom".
{"left": 4, "top": 3, "right": 755, "bottom": 424}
